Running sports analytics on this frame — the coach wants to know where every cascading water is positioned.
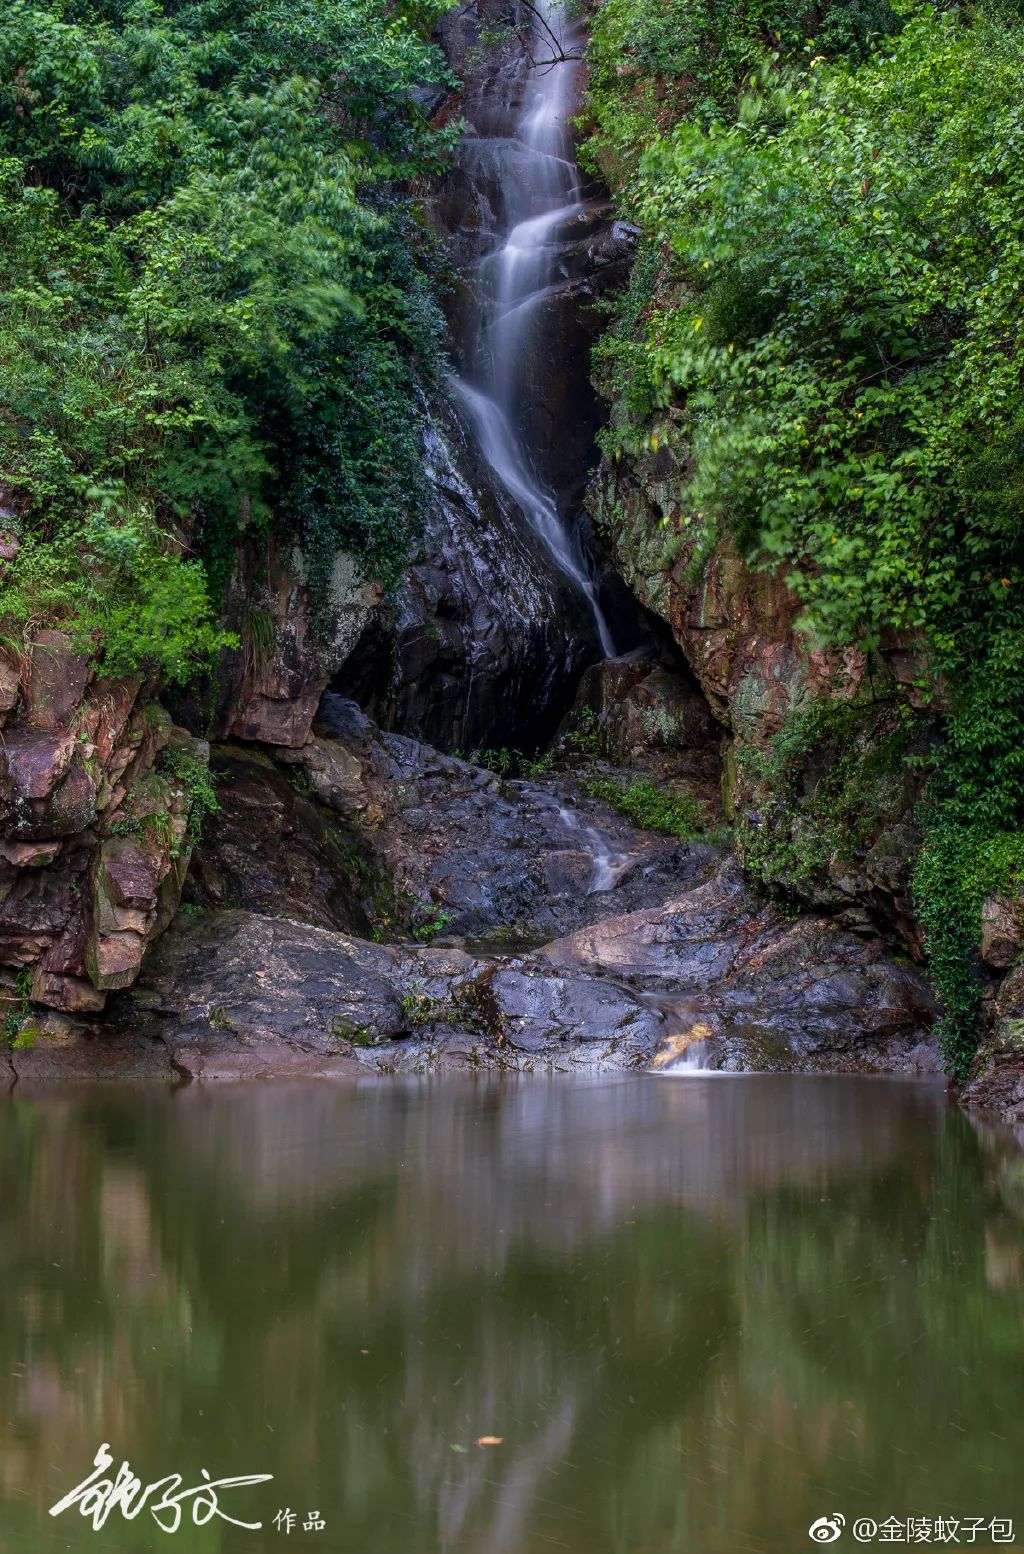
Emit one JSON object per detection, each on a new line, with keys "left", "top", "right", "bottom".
{"left": 451, "top": 0, "right": 616, "bottom": 657}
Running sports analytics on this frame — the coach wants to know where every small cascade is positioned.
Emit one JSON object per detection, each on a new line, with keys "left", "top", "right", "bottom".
{"left": 451, "top": 0, "right": 615, "bottom": 657}
{"left": 557, "top": 805, "right": 631, "bottom": 895}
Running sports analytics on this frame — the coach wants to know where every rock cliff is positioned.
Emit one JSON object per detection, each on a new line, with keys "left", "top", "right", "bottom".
{"left": 0, "top": 633, "right": 206, "bottom": 1021}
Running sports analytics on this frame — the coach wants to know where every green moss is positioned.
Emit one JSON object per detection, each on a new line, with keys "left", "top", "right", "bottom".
{"left": 410, "top": 903, "right": 453, "bottom": 942}
{"left": 737, "top": 697, "right": 918, "bottom": 893}
{"left": 583, "top": 775, "right": 708, "bottom": 838}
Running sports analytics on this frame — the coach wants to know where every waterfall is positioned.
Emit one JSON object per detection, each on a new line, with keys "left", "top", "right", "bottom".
{"left": 451, "top": 0, "right": 616, "bottom": 658}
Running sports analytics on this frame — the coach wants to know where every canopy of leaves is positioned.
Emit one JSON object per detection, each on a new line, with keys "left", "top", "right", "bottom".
{"left": 0, "top": 0, "right": 455, "bottom": 680}
{"left": 586, "top": 0, "right": 1024, "bottom": 1074}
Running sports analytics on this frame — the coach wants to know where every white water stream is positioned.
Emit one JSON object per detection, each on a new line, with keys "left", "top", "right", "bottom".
{"left": 557, "top": 804, "right": 631, "bottom": 894}
{"left": 452, "top": 0, "right": 615, "bottom": 656}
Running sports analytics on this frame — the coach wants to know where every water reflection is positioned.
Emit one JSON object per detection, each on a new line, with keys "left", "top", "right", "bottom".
{"left": 0, "top": 1076, "right": 1021, "bottom": 1554}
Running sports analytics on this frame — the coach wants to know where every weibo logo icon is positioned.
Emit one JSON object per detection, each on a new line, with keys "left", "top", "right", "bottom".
{"left": 808, "top": 1514, "right": 846, "bottom": 1543}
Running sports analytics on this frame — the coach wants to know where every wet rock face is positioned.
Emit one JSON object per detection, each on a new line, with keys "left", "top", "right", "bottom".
{"left": 193, "top": 536, "right": 381, "bottom": 750}
{"left": 501, "top": 209, "right": 638, "bottom": 504}
{"left": 0, "top": 636, "right": 206, "bottom": 1017}
{"left": 99, "top": 856, "right": 937, "bottom": 1080}
{"left": 185, "top": 746, "right": 372, "bottom": 936}
{"left": 560, "top": 649, "right": 723, "bottom": 811}
{"left": 59, "top": 700, "right": 932, "bottom": 1082}
{"left": 338, "top": 401, "right": 598, "bottom": 752}
{"left": 340, "top": 3, "right": 643, "bottom": 754}
{"left": 189, "top": 696, "right": 718, "bottom": 944}
{"left": 434, "top": 18, "right": 635, "bottom": 508}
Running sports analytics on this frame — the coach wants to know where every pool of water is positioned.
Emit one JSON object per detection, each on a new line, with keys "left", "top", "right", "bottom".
{"left": 1, "top": 1074, "right": 1022, "bottom": 1553}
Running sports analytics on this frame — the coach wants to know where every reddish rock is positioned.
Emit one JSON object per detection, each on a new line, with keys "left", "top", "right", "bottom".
{"left": 0, "top": 839, "right": 62, "bottom": 868}
{"left": 223, "top": 541, "right": 380, "bottom": 748}
{"left": 0, "top": 652, "right": 19, "bottom": 720}
{"left": 23, "top": 630, "right": 91, "bottom": 731}
{"left": 589, "top": 442, "right": 879, "bottom": 738}
{"left": 30, "top": 968, "right": 107, "bottom": 1013}
{"left": 40, "top": 909, "right": 90, "bottom": 977}
{"left": 87, "top": 928, "right": 147, "bottom": 991}
{"left": 40, "top": 761, "right": 98, "bottom": 837}
{"left": 81, "top": 676, "right": 144, "bottom": 765}
{"left": 97, "top": 837, "right": 159, "bottom": 909}
{"left": 0, "top": 729, "right": 75, "bottom": 806}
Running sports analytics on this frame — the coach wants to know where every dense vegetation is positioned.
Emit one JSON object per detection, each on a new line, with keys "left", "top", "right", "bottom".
{"left": 584, "top": 0, "right": 1024, "bottom": 1075}
{"left": 0, "top": 0, "right": 453, "bottom": 681}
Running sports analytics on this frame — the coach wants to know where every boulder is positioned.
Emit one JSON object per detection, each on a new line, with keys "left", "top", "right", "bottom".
{"left": 214, "top": 539, "right": 382, "bottom": 748}
{"left": 23, "top": 630, "right": 91, "bottom": 731}
{"left": 541, "top": 858, "right": 938, "bottom": 1074}
{"left": 963, "top": 964, "right": 1024, "bottom": 1120}
{"left": 100, "top": 867, "right": 938, "bottom": 1080}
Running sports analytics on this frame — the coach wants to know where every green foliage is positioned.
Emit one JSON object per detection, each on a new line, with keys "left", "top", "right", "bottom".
{"left": 560, "top": 706, "right": 601, "bottom": 759}
{"left": 912, "top": 819, "right": 1024, "bottom": 1081}
{"left": 0, "top": 0, "right": 455, "bottom": 677}
{"left": 589, "top": 0, "right": 1024, "bottom": 1074}
{"left": 465, "top": 746, "right": 515, "bottom": 776}
{"left": 161, "top": 743, "right": 219, "bottom": 846}
{"left": 582, "top": 0, "right": 899, "bottom": 202}
{"left": 909, "top": 614, "right": 1024, "bottom": 1078}
{"left": 738, "top": 696, "right": 917, "bottom": 890}
{"left": 3, "top": 493, "right": 234, "bottom": 681}
{"left": 1, "top": 969, "right": 38, "bottom": 1049}
{"left": 410, "top": 902, "right": 453, "bottom": 941}
{"left": 400, "top": 985, "right": 449, "bottom": 1027}
{"left": 627, "top": 11, "right": 1024, "bottom": 658}
{"left": 584, "top": 775, "right": 708, "bottom": 837}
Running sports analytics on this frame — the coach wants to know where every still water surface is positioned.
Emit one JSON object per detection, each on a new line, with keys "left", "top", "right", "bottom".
{"left": 1, "top": 1075, "right": 1022, "bottom": 1554}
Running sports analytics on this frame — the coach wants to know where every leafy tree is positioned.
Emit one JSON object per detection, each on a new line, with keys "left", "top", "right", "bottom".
{"left": 0, "top": 0, "right": 455, "bottom": 681}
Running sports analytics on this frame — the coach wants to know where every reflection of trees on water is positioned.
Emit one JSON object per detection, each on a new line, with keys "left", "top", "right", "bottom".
{"left": 0, "top": 1079, "right": 1022, "bottom": 1554}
